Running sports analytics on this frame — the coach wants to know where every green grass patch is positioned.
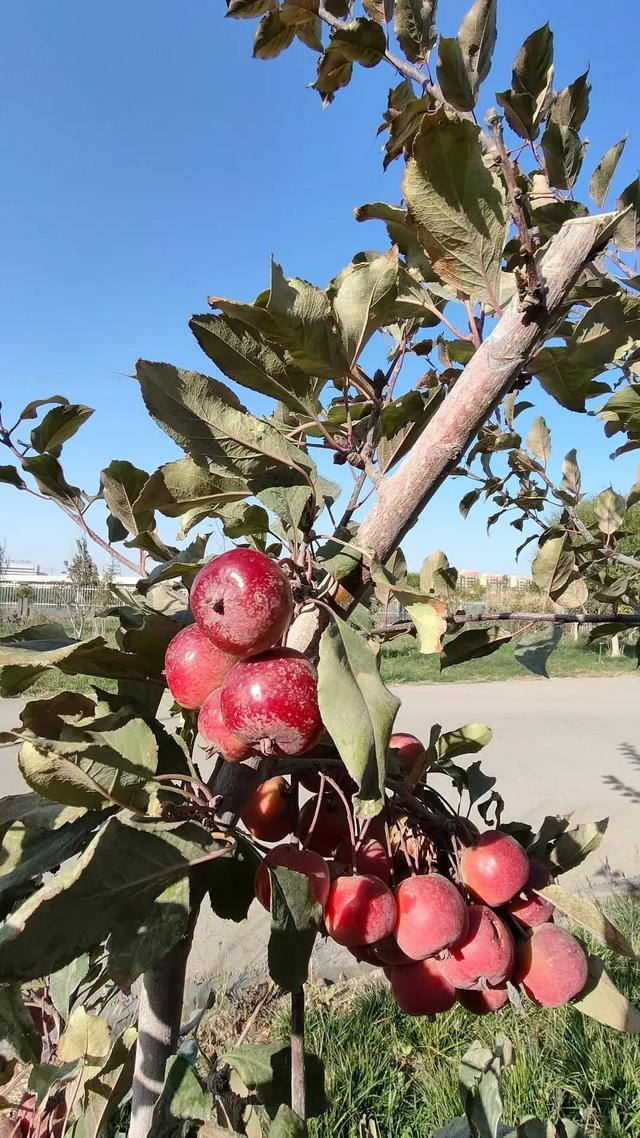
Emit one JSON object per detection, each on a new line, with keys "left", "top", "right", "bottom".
{"left": 380, "top": 635, "right": 637, "bottom": 684}
{"left": 299, "top": 898, "right": 640, "bottom": 1138}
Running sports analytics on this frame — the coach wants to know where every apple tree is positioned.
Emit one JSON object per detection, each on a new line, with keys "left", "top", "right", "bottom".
{"left": 0, "top": 1, "right": 640, "bottom": 1135}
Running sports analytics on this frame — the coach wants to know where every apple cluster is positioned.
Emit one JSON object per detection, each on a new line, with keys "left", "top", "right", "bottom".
{"left": 164, "top": 548, "right": 322, "bottom": 759}
{"left": 164, "top": 550, "right": 589, "bottom": 1021}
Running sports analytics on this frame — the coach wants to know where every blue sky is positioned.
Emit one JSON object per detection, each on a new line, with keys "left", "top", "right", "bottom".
{"left": 1, "top": 0, "right": 638, "bottom": 575}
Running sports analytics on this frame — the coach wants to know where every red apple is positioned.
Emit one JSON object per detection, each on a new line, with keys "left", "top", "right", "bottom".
{"left": 506, "top": 859, "right": 555, "bottom": 927}
{"left": 437, "top": 905, "right": 515, "bottom": 990}
{"left": 389, "top": 733, "right": 424, "bottom": 777}
{"left": 460, "top": 830, "right": 530, "bottom": 907}
{"left": 198, "top": 688, "right": 254, "bottom": 763}
{"left": 297, "top": 793, "right": 351, "bottom": 857}
{"left": 164, "top": 623, "right": 237, "bottom": 709}
{"left": 221, "top": 648, "right": 322, "bottom": 756}
{"left": 516, "top": 924, "right": 588, "bottom": 1008}
{"left": 240, "top": 776, "right": 293, "bottom": 843}
{"left": 254, "top": 843, "right": 330, "bottom": 911}
{"left": 457, "top": 984, "right": 509, "bottom": 1015}
{"left": 389, "top": 957, "right": 457, "bottom": 1016}
{"left": 325, "top": 874, "right": 397, "bottom": 947}
{"left": 191, "top": 548, "right": 293, "bottom": 656}
{"left": 395, "top": 873, "right": 468, "bottom": 960}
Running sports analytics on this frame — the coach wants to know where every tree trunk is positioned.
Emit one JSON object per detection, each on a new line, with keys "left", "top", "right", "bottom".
{"left": 610, "top": 632, "right": 622, "bottom": 658}
{"left": 130, "top": 208, "right": 620, "bottom": 1127}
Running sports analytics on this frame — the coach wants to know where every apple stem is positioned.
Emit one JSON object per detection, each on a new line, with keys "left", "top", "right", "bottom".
{"left": 323, "top": 775, "right": 357, "bottom": 870}
{"left": 291, "top": 987, "right": 306, "bottom": 1120}
{"left": 300, "top": 773, "right": 326, "bottom": 852}
{"left": 383, "top": 812, "right": 397, "bottom": 889}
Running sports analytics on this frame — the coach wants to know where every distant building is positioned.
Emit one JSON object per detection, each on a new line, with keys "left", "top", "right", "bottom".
{"left": 458, "top": 568, "right": 532, "bottom": 591}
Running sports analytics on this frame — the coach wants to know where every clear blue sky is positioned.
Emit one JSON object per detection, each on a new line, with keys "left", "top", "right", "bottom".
{"left": 1, "top": 0, "right": 638, "bottom": 575}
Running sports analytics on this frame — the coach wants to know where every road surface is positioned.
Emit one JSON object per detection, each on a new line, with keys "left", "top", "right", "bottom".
{"left": 1, "top": 675, "right": 638, "bottom": 987}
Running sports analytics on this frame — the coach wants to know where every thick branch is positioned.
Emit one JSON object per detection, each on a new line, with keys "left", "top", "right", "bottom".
{"left": 339, "top": 211, "right": 620, "bottom": 602}
{"left": 374, "top": 612, "right": 640, "bottom": 635}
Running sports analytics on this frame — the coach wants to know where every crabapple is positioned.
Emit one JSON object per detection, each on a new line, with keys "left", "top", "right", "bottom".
{"left": 506, "top": 859, "right": 555, "bottom": 927}
{"left": 355, "top": 839, "right": 391, "bottom": 883}
{"left": 516, "top": 924, "right": 588, "bottom": 1008}
{"left": 460, "top": 830, "right": 530, "bottom": 906}
{"left": 240, "top": 776, "right": 293, "bottom": 843}
{"left": 220, "top": 648, "right": 322, "bottom": 756}
{"left": 198, "top": 689, "right": 254, "bottom": 763}
{"left": 325, "top": 874, "right": 397, "bottom": 947}
{"left": 437, "top": 905, "right": 515, "bottom": 989}
{"left": 389, "top": 957, "right": 457, "bottom": 1016}
{"left": 389, "top": 733, "right": 424, "bottom": 777}
{"left": 164, "top": 624, "right": 237, "bottom": 710}
{"left": 395, "top": 873, "right": 468, "bottom": 960}
{"left": 370, "top": 935, "right": 414, "bottom": 967}
{"left": 191, "top": 548, "right": 293, "bottom": 656}
{"left": 254, "top": 843, "right": 330, "bottom": 911}
{"left": 297, "top": 794, "right": 350, "bottom": 857}
{"left": 457, "top": 984, "right": 509, "bottom": 1015}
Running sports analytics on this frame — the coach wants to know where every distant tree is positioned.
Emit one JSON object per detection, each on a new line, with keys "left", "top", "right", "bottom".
{"left": 64, "top": 537, "right": 99, "bottom": 636}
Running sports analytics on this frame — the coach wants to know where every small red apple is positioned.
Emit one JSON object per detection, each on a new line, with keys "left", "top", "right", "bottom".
{"left": 460, "top": 830, "right": 530, "bottom": 907}
{"left": 389, "top": 956, "right": 457, "bottom": 1016}
{"left": 437, "top": 905, "right": 515, "bottom": 990}
{"left": 389, "top": 733, "right": 424, "bottom": 778}
{"left": 220, "top": 648, "right": 322, "bottom": 756}
{"left": 190, "top": 548, "right": 292, "bottom": 656}
{"left": 325, "top": 874, "right": 397, "bottom": 947}
{"left": 457, "top": 984, "right": 509, "bottom": 1015}
{"left": 254, "top": 843, "right": 330, "bottom": 911}
{"left": 164, "top": 623, "right": 237, "bottom": 709}
{"left": 506, "top": 859, "right": 555, "bottom": 927}
{"left": 198, "top": 688, "right": 254, "bottom": 763}
{"left": 240, "top": 776, "right": 293, "bottom": 843}
{"left": 516, "top": 924, "right": 588, "bottom": 1008}
{"left": 395, "top": 873, "right": 468, "bottom": 960}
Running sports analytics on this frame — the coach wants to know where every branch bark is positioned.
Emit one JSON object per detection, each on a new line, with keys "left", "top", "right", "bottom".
{"left": 374, "top": 611, "right": 640, "bottom": 634}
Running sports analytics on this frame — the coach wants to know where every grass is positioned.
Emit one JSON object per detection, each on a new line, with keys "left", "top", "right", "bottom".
{"left": 294, "top": 898, "right": 640, "bottom": 1138}
{"left": 380, "top": 635, "right": 637, "bottom": 685}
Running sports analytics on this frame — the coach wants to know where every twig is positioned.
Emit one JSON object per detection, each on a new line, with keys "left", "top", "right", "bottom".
{"left": 291, "top": 987, "right": 306, "bottom": 1120}
{"left": 373, "top": 611, "right": 640, "bottom": 635}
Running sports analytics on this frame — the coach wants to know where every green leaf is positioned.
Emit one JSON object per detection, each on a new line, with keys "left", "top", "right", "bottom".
{"left": 539, "top": 884, "right": 635, "bottom": 958}
{"left": 437, "top": 0, "right": 496, "bottom": 111}
{"left": 0, "top": 984, "right": 42, "bottom": 1063}
{"left": 551, "top": 69, "right": 590, "bottom": 131}
{"left": 541, "top": 121, "right": 586, "bottom": 190}
{"left": 328, "top": 249, "right": 399, "bottom": 365}
{"left": 573, "top": 955, "right": 640, "bottom": 1033}
{"left": 312, "top": 44, "right": 353, "bottom": 104}
{"left": 531, "top": 536, "right": 575, "bottom": 601}
{"left": 0, "top": 817, "right": 221, "bottom": 981}
{"left": 82, "top": 1027, "right": 137, "bottom": 1138}
{"left": 548, "top": 819, "right": 608, "bottom": 874}
{"left": 419, "top": 550, "right": 457, "bottom": 598}
{"left": 150, "top": 1054, "right": 211, "bottom": 1134}
{"left": 208, "top": 842, "right": 261, "bottom": 923}
{"left": 326, "top": 18, "right": 386, "bottom": 66}
{"left": 0, "top": 465, "right": 27, "bottom": 489}
{"left": 107, "top": 878, "right": 190, "bottom": 989}
{"left": 514, "top": 626, "right": 561, "bottom": 678}
{"left": 403, "top": 112, "right": 507, "bottom": 305}
{"left": 560, "top": 448, "right": 581, "bottom": 497}
{"left": 526, "top": 415, "right": 551, "bottom": 462}
{"left": 440, "top": 626, "right": 512, "bottom": 669}
{"left": 253, "top": 9, "right": 295, "bottom": 58}
{"left": 616, "top": 177, "right": 640, "bottom": 253}
{"left": 436, "top": 38, "right": 474, "bottom": 112}
{"left": 268, "top": 864, "right": 322, "bottom": 991}
{"left": 393, "top": 0, "right": 437, "bottom": 63}
{"left": 318, "top": 617, "right": 400, "bottom": 817}
{"left": 135, "top": 361, "right": 313, "bottom": 485}
{"left": 0, "top": 626, "right": 157, "bottom": 697}
{"left": 30, "top": 403, "right": 93, "bottom": 456}
{"left": 21, "top": 454, "right": 84, "bottom": 508}
{"left": 227, "top": 0, "right": 275, "bottom": 16}
{"left": 594, "top": 487, "right": 626, "bottom": 535}
{"left": 223, "top": 1042, "right": 326, "bottom": 1119}
{"left": 436, "top": 722, "right": 492, "bottom": 763}
{"left": 58, "top": 1005, "right": 112, "bottom": 1064}
{"left": 496, "top": 23, "right": 554, "bottom": 140}
{"left": 189, "top": 310, "right": 323, "bottom": 411}
{"left": 18, "top": 732, "right": 155, "bottom": 811}
{"left": 589, "top": 137, "right": 626, "bottom": 209}
{"left": 266, "top": 260, "right": 349, "bottom": 377}
{"left": 531, "top": 344, "right": 608, "bottom": 412}
{"left": 270, "top": 1105, "right": 308, "bottom": 1137}
{"left": 0, "top": 812, "right": 101, "bottom": 914}
{"left": 100, "top": 460, "right": 154, "bottom": 537}
{"left": 48, "top": 954, "right": 91, "bottom": 1021}
{"left": 19, "top": 395, "right": 68, "bottom": 421}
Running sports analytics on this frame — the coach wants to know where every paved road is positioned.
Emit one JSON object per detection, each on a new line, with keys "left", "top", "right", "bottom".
{"left": 1, "top": 676, "right": 639, "bottom": 986}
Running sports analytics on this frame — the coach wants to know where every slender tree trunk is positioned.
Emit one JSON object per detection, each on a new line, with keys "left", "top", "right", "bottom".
{"left": 129, "top": 209, "right": 620, "bottom": 1128}
{"left": 610, "top": 632, "right": 622, "bottom": 658}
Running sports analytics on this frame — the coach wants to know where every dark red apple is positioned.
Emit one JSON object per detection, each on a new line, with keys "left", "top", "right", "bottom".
{"left": 191, "top": 548, "right": 293, "bottom": 656}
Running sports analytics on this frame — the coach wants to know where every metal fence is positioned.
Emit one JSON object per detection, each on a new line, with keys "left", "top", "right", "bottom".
{"left": 1, "top": 581, "right": 107, "bottom": 612}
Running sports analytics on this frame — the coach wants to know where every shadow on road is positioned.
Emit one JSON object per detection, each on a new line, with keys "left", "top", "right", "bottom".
{"left": 601, "top": 742, "right": 640, "bottom": 806}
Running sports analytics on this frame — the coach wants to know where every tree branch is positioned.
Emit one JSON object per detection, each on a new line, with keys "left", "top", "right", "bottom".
{"left": 374, "top": 612, "right": 640, "bottom": 635}
{"left": 291, "top": 988, "right": 306, "bottom": 1120}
